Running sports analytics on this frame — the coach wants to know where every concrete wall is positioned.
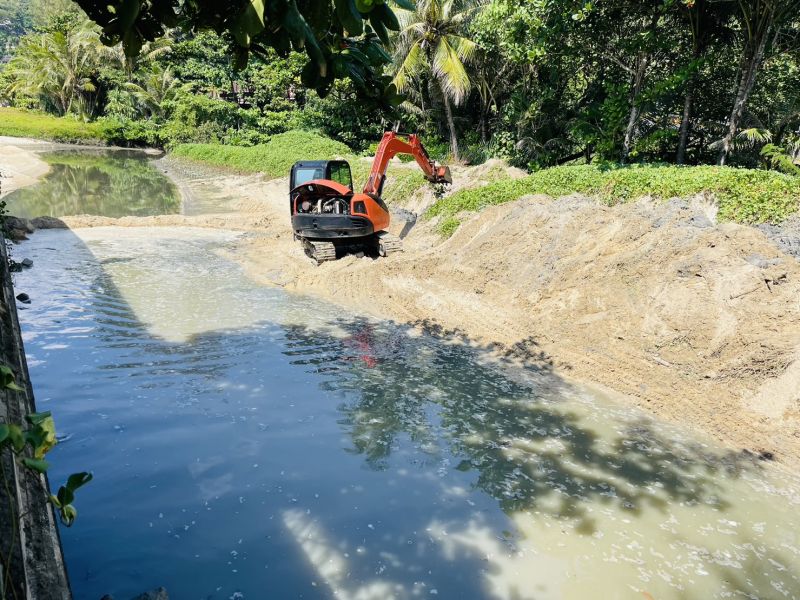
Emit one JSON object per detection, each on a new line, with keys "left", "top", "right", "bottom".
{"left": 0, "top": 236, "right": 71, "bottom": 599}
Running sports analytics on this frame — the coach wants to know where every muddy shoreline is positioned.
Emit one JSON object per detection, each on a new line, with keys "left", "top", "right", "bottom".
{"left": 3, "top": 140, "right": 800, "bottom": 469}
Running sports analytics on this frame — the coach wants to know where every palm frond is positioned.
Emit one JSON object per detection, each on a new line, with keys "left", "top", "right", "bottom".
{"left": 432, "top": 37, "right": 471, "bottom": 104}
{"left": 736, "top": 127, "right": 773, "bottom": 147}
{"left": 393, "top": 40, "right": 425, "bottom": 92}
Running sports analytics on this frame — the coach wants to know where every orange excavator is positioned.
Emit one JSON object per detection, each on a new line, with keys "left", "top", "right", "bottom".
{"left": 289, "top": 131, "right": 452, "bottom": 262}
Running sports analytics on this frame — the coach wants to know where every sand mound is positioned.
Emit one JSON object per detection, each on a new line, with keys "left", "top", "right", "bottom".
{"left": 233, "top": 180, "right": 800, "bottom": 466}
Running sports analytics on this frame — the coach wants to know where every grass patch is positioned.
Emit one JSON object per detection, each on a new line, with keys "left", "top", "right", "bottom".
{"left": 0, "top": 107, "right": 107, "bottom": 144}
{"left": 170, "top": 131, "right": 353, "bottom": 179}
{"left": 171, "top": 132, "right": 430, "bottom": 200}
{"left": 382, "top": 171, "right": 427, "bottom": 205}
{"left": 426, "top": 164, "right": 800, "bottom": 234}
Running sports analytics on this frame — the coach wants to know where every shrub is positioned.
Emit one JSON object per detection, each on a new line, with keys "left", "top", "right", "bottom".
{"left": 97, "top": 118, "right": 162, "bottom": 147}
{"left": 170, "top": 130, "right": 353, "bottom": 178}
{"left": 0, "top": 107, "right": 106, "bottom": 143}
{"left": 427, "top": 164, "right": 800, "bottom": 234}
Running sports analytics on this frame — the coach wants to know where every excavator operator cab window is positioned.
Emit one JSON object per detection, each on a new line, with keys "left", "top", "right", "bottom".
{"left": 293, "top": 167, "right": 324, "bottom": 187}
{"left": 328, "top": 162, "right": 353, "bottom": 190}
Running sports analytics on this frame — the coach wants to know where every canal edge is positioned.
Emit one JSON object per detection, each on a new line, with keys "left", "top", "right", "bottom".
{"left": 0, "top": 235, "right": 72, "bottom": 599}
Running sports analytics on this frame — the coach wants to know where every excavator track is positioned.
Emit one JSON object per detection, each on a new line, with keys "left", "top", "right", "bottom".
{"left": 376, "top": 231, "right": 403, "bottom": 257}
{"left": 303, "top": 239, "right": 337, "bottom": 263}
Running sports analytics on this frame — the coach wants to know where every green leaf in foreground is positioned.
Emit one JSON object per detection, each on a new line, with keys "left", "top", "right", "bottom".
{"left": 22, "top": 457, "right": 50, "bottom": 474}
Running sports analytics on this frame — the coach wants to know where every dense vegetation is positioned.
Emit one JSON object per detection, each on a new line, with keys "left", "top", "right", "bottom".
{"left": 0, "top": 0, "right": 798, "bottom": 223}
{"left": 1, "top": 0, "right": 798, "bottom": 168}
{"left": 170, "top": 132, "right": 353, "bottom": 178}
{"left": 171, "top": 132, "right": 427, "bottom": 199}
{"left": 0, "top": 107, "right": 107, "bottom": 142}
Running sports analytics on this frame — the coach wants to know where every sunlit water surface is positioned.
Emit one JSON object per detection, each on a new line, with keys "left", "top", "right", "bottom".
{"left": 13, "top": 230, "right": 800, "bottom": 599}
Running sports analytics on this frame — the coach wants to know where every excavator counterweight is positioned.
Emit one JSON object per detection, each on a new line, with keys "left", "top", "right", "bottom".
{"left": 289, "top": 132, "right": 451, "bottom": 263}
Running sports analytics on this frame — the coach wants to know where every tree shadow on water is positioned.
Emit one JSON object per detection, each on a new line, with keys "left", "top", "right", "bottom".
{"left": 280, "top": 316, "right": 761, "bottom": 536}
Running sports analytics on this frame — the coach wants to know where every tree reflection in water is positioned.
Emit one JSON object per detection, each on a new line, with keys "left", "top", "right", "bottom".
{"left": 281, "top": 318, "right": 757, "bottom": 534}
{"left": 4, "top": 150, "right": 180, "bottom": 219}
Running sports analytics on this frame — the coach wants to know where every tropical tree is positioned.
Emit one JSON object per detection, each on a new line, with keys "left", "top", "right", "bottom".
{"left": 123, "top": 65, "right": 179, "bottom": 118}
{"left": 108, "top": 36, "right": 174, "bottom": 81}
{"left": 393, "top": 0, "right": 479, "bottom": 160}
{"left": 717, "top": 0, "right": 799, "bottom": 165}
{"left": 674, "top": 0, "right": 735, "bottom": 164}
{"left": 4, "top": 19, "right": 110, "bottom": 116}
{"left": 74, "top": 0, "right": 411, "bottom": 104}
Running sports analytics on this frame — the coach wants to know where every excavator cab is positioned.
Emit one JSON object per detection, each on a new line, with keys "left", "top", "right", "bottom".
{"left": 290, "top": 132, "right": 451, "bottom": 263}
{"left": 290, "top": 160, "right": 352, "bottom": 193}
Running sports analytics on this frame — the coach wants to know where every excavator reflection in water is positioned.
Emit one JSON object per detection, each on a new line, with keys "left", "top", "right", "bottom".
{"left": 289, "top": 131, "right": 452, "bottom": 263}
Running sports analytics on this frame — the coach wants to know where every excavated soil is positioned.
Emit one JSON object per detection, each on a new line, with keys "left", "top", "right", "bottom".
{"left": 237, "top": 188, "right": 800, "bottom": 467}
{"left": 10, "top": 151, "right": 800, "bottom": 467}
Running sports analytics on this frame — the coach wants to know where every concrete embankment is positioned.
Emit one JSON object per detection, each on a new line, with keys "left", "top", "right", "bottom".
{"left": 0, "top": 237, "right": 71, "bottom": 598}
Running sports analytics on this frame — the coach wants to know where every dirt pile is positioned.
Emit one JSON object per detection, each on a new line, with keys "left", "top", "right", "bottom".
{"left": 232, "top": 182, "right": 800, "bottom": 466}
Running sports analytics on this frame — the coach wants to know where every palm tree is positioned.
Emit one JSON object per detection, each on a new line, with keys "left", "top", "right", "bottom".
{"left": 124, "top": 65, "right": 179, "bottom": 118}
{"left": 393, "top": 0, "right": 479, "bottom": 160}
{"left": 108, "top": 36, "right": 173, "bottom": 81}
{"left": 4, "top": 20, "right": 106, "bottom": 115}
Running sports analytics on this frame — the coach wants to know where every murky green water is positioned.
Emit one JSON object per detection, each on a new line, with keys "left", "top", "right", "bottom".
{"left": 9, "top": 152, "right": 800, "bottom": 599}
{"left": 3, "top": 149, "right": 180, "bottom": 218}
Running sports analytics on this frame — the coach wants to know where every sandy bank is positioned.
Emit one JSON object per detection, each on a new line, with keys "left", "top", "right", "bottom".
{"left": 0, "top": 141, "right": 51, "bottom": 198}
{"left": 233, "top": 190, "right": 800, "bottom": 467}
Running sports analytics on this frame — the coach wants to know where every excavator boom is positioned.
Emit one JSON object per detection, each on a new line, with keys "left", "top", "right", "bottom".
{"left": 363, "top": 131, "right": 452, "bottom": 196}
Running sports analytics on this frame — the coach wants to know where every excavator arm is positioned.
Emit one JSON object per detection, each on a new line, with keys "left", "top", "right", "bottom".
{"left": 363, "top": 131, "right": 452, "bottom": 196}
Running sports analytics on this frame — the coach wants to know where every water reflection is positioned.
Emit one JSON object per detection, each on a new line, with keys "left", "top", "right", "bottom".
{"left": 287, "top": 320, "right": 746, "bottom": 519}
{"left": 14, "top": 228, "right": 800, "bottom": 600}
{"left": 3, "top": 150, "right": 180, "bottom": 218}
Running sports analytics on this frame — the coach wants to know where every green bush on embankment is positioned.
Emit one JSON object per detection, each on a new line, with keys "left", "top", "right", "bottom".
{"left": 170, "top": 131, "right": 352, "bottom": 179}
{"left": 0, "top": 107, "right": 108, "bottom": 144}
{"left": 170, "top": 132, "right": 429, "bottom": 195}
{"left": 426, "top": 164, "right": 800, "bottom": 234}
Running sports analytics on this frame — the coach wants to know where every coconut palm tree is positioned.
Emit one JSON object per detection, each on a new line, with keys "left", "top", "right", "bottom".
{"left": 108, "top": 36, "right": 173, "bottom": 81}
{"left": 392, "top": 0, "right": 479, "bottom": 160}
{"left": 4, "top": 19, "right": 106, "bottom": 115}
{"left": 124, "top": 65, "right": 179, "bottom": 118}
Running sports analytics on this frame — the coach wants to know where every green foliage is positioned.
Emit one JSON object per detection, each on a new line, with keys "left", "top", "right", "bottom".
{"left": 381, "top": 171, "right": 427, "bottom": 204}
{"left": 427, "top": 164, "right": 800, "bottom": 235}
{"left": 49, "top": 472, "right": 92, "bottom": 527}
{"left": 73, "top": 0, "right": 406, "bottom": 104}
{"left": 0, "top": 364, "right": 24, "bottom": 391}
{"left": 0, "top": 366, "right": 92, "bottom": 529}
{"left": 0, "top": 107, "right": 107, "bottom": 143}
{"left": 170, "top": 131, "right": 353, "bottom": 178}
{"left": 300, "top": 80, "right": 386, "bottom": 151}
{"left": 169, "top": 133, "right": 436, "bottom": 200}
{"left": 3, "top": 18, "right": 111, "bottom": 117}
{"left": 761, "top": 144, "right": 800, "bottom": 176}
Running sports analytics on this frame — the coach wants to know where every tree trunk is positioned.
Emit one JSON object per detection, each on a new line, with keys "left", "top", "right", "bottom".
{"left": 621, "top": 54, "right": 649, "bottom": 162}
{"left": 676, "top": 82, "right": 694, "bottom": 164}
{"left": 442, "top": 91, "right": 459, "bottom": 161}
{"left": 718, "top": 26, "right": 771, "bottom": 165}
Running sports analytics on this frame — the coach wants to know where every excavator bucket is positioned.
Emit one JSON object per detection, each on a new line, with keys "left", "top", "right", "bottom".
{"left": 429, "top": 165, "right": 452, "bottom": 185}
